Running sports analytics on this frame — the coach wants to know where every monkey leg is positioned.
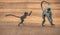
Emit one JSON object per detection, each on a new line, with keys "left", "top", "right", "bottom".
{"left": 42, "top": 15, "right": 46, "bottom": 26}
{"left": 18, "top": 18, "right": 24, "bottom": 26}
{"left": 47, "top": 16, "right": 54, "bottom": 26}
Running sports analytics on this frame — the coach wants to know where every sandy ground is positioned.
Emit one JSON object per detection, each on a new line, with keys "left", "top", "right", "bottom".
{"left": 0, "top": 0, "right": 60, "bottom": 35}
{"left": 0, "top": 21, "right": 60, "bottom": 35}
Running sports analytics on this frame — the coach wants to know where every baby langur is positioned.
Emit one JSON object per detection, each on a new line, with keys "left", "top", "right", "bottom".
{"left": 41, "top": 1, "right": 55, "bottom": 26}
{"left": 5, "top": 11, "right": 32, "bottom": 26}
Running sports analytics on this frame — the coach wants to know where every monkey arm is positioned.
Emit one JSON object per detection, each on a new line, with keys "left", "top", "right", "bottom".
{"left": 5, "top": 14, "right": 20, "bottom": 18}
{"left": 28, "top": 11, "right": 32, "bottom": 16}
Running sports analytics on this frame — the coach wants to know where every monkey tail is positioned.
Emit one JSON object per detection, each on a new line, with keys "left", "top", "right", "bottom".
{"left": 41, "top": 1, "right": 50, "bottom": 10}
{"left": 5, "top": 14, "right": 20, "bottom": 18}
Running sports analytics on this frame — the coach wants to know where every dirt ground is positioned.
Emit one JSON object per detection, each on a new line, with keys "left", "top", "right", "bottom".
{"left": 0, "top": 21, "right": 60, "bottom": 35}
{"left": 0, "top": 0, "right": 60, "bottom": 35}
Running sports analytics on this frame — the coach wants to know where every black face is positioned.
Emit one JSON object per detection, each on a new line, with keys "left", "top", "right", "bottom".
{"left": 47, "top": 8, "right": 51, "bottom": 11}
{"left": 24, "top": 12, "right": 28, "bottom": 14}
{"left": 24, "top": 12, "right": 28, "bottom": 16}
